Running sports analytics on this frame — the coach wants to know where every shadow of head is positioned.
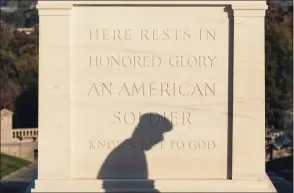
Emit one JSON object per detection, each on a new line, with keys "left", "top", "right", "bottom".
{"left": 130, "top": 113, "right": 173, "bottom": 151}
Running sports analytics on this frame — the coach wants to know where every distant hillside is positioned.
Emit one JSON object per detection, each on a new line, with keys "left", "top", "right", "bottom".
{"left": 1, "top": 0, "right": 37, "bottom": 7}
{"left": 1, "top": 1, "right": 38, "bottom": 27}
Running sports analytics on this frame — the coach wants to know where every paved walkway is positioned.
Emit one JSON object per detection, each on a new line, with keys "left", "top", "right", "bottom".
{"left": 0, "top": 164, "right": 37, "bottom": 193}
{"left": 268, "top": 172, "right": 293, "bottom": 193}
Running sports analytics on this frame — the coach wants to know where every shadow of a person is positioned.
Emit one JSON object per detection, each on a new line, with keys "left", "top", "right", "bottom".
{"left": 97, "top": 113, "right": 173, "bottom": 192}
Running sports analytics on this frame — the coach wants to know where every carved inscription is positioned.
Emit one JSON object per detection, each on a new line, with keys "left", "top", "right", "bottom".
{"left": 89, "top": 55, "right": 216, "bottom": 68}
{"left": 88, "top": 82, "right": 215, "bottom": 97}
{"left": 89, "top": 140, "right": 216, "bottom": 150}
{"left": 85, "top": 27, "right": 220, "bottom": 147}
{"left": 89, "top": 28, "right": 215, "bottom": 41}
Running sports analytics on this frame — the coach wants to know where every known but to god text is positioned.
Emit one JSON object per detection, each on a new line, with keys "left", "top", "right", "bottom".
{"left": 89, "top": 140, "right": 216, "bottom": 150}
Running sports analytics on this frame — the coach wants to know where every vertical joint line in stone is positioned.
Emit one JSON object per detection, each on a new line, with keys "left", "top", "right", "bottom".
{"left": 226, "top": 4, "right": 234, "bottom": 180}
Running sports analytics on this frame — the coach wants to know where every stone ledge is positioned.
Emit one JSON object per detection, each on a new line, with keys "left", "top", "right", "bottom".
{"left": 36, "top": 1, "right": 267, "bottom": 6}
{"left": 31, "top": 175, "right": 276, "bottom": 192}
{"left": 232, "top": 5, "right": 268, "bottom": 10}
{"left": 36, "top": 4, "right": 73, "bottom": 10}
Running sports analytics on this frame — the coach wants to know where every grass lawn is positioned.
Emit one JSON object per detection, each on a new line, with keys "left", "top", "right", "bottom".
{"left": 266, "top": 155, "right": 293, "bottom": 182}
{"left": 0, "top": 153, "right": 31, "bottom": 179}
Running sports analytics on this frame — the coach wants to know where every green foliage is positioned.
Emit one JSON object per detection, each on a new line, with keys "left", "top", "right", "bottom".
{"left": 0, "top": 21, "right": 38, "bottom": 124}
{"left": 0, "top": 22, "right": 20, "bottom": 110}
{"left": 1, "top": 1, "right": 38, "bottom": 28}
{"left": 265, "top": 1, "right": 293, "bottom": 129}
{"left": 0, "top": 153, "right": 31, "bottom": 178}
{"left": 0, "top": 1, "right": 39, "bottom": 127}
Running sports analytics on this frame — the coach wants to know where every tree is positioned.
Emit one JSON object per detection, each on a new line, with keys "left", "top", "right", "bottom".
{"left": 265, "top": 0, "right": 293, "bottom": 129}
{"left": 0, "top": 21, "right": 39, "bottom": 127}
{"left": 0, "top": 21, "right": 20, "bottom": 110}
{"left": 1, "top": 0, "right": 37, "bottom": 28}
